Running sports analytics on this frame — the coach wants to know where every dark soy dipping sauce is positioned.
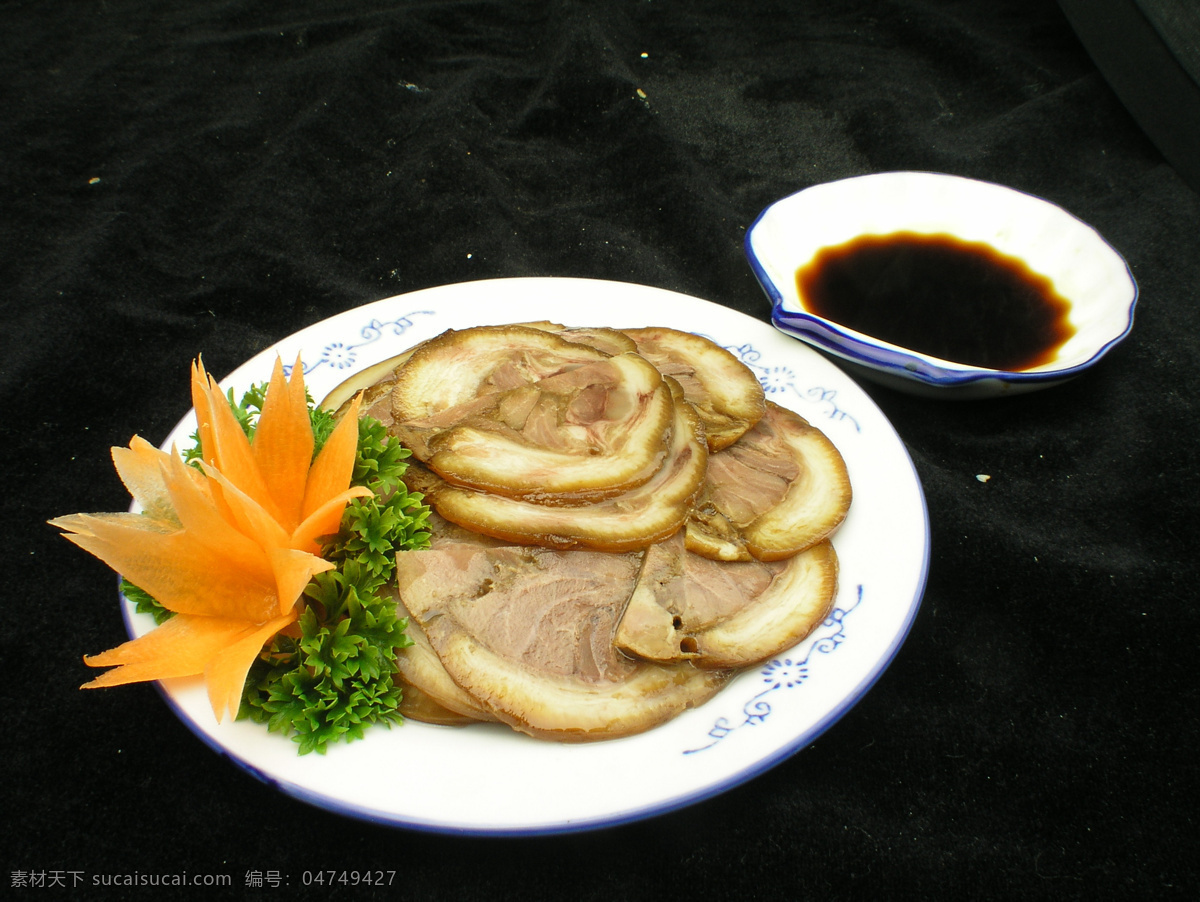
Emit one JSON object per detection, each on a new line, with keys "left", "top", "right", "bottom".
{"left": 796, "top": 232, "right": 1076, "bottom": 371}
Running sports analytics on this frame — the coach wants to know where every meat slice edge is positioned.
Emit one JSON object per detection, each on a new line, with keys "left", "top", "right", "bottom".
{"left": 621, "top": 326, "right": 766, "bottom": 451}
{"left": 616, "top": 533, "right": 839, "bottom": 669}
{"left": 686, "top": 401, "right": 852, "bottom": 562}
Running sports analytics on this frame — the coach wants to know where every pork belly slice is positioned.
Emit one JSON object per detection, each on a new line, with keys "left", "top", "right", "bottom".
{"left": 386, "top": 585, "right": 498, "bottom": 726}
{"left": 621, "top": 326, "right": 766, "bottom": 452}
{"left": 389, "top": 516, "right": 503, "bottom": 725}
{"left": 323, "top": 347, "right": 419, "bottom": 423}
{"left": 523, "top": 322, "right": 640, "bottom": 356}
{"left": 418, "top": 353, "right": 674, "bottom": 500}
{"left": 409, "top": 378, "right": 708, "bottom": 551}
{"left": 387, "top": 325, "right": 609, "bottom": 464}
{"left": 391, "top": 325, "right": 612, "bottom": 419}
{"left": 394, "top": 532, "right": 728, "bottom": 741}
{"left": 686, "top": 401, "right": 852, "bottom": 562}
{"left": 398, "top": 680, "right": 484, "bottom": 727}
{"left": 616, "top": 531, "right": 839, "bottom": 669}
{"left": 388, "top": 325, "right": 679, "bottom": 501}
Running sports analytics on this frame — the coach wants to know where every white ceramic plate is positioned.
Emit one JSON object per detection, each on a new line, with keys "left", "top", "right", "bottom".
{"left": 124, "top": 277, "right": 929, "bottom": 835}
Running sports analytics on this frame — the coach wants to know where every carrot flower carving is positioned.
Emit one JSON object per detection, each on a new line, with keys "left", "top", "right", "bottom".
{"left": 51, "top": 357, "right": 369, "bottom": 722}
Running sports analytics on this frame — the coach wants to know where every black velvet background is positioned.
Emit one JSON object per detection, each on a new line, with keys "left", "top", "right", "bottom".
{"left": 4, "top": 1, "right": 1198, "bottom": 898}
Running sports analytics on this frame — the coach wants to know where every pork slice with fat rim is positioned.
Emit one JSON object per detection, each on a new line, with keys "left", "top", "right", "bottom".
{"left": 413, "top": 377, "right": 708, "bottom": 551}
{"left": 385, "top": 583, "right": 498, "bottom": 725}
{"left": 387, "top": 325, "right": 679, "bottom": 502}
{"left": 686, "top": 401, "right": 851, "bottom": 562}
{"left": 615, "top": 530, "right": 839, "bottom": 670}
{"left": 418, "top": 353, "right": 674, "bottom": 500}
{"left": 620, "top": 326, "right": 766, "bottom": 452}
{"left": 394, "top": 529, "right": 728, "bottom": 742}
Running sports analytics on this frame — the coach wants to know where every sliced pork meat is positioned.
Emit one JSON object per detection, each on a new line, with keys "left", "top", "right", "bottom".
{"left": 682, "top": 542, "right": 837, "bottom": 668}
{"left": 386, "top": 584, "right": 498, "bottom": 725}
{"left": 686, "top": 401, "right": 852, "bottom": 562}
{"left": 621, "top": 326, "right": 766, "bottom": 451}
{"left": 391, "top": 325, "right": 611, "bottom": 419}
{"left": 394, "top": 527, "right": 728, "bottom": 741}
{"left": 610, "top": 533, "right": 688, "bottom": 661}
{"left": 324, "top": 347, "right": 421, "bottom": 423}
{"left": 528, "top": 323, "right": 640, "bottom": 356}
{"left": 316, "top": 321, "right": 856, "bottom": 743}
{"left": 398, "top": 681, "right": 484, "bottom": 727}
{"left": 415, "top": 353, "right": 674, "bottom": 500}
{"left": 387, "top": 325, "right": 680, "bottom": 502}
{"left": 411, "top": 378, "right": 708, "bottom": 551}
{"left": 615, "top": 531, "right": 839, "bottom": 669}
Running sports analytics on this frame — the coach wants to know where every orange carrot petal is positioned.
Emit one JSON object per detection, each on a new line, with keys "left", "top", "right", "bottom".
{"left": 111, "top": 437, "right": 184, "bottom": 525}
{"left": 265, "top": 546, "right": 335, "bottom": 618}
{"left": 50, "top": 510, "right": 173, "bottom": 542}
{"left": 159, "top": 452, "right": 276, "bottom": 584}
{"left": 204, "top": 609, "right": 298, "bottom": 722}
{"left": 52, "top": 512, "right": 282, "bottom": 622}
{"left": 251, "top": 356, "right": 313, "bottom": 532}
{"left": 301, "top": 394, "right": 363, "bottom": 523}
{"left": 83, "top": 660, "right": 204, "bottom": 688}
{"left": 190, "top": 359, "right": 216, "bottom": 467}
{"left": 191, "top": 360, "right": 282, "bottom": 524}
{"left": 291, "top": 485, "right": 373, "bottom": 553}
{"left": 82, "top": 613, "right": 263, "bottom": 683}
{"left": 201, "top": 465, "right": 292, "bottom": 549}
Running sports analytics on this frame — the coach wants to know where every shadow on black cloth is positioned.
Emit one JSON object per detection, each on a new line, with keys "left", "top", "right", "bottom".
{"left": 2, "top": 1, "right": 1198, "bottom": 899}
{"left": 1059, "top": 0, "right": 1200, "bottom": 193}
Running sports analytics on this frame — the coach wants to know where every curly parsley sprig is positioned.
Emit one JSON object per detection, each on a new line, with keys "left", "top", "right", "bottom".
{"left": 125, "top": 383, "right": 430, "bottom": 755}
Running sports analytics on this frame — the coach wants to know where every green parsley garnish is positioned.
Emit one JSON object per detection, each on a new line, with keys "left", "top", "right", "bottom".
{"left": 124, "top": 383, "right": 431, "bottom": 755}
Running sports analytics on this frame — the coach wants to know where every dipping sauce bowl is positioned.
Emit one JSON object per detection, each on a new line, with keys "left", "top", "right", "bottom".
{"left": 746, "top": 171, "right": 1138, "bottom": 398}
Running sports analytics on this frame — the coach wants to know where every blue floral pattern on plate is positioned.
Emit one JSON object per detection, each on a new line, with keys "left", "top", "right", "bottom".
{"left": 713, "top": 337, "right": 862, "bottom": 433}
{"left": 296, "top": 310, "right": 436, "bottom": 376}
{"left": 684, "top": 585, "right": 864, "bottom": 754}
